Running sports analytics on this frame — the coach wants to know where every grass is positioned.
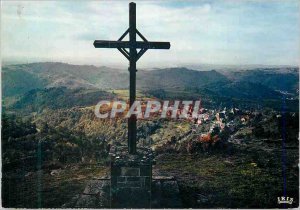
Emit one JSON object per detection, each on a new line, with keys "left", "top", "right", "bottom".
{"left": 151, "top": 121, "right": 192, "bottom": 148}
{"left": 2, "top": 146, "right": 298, "bottom": 208}
{"left": 108, "top": 89, "right": 158, "bottom": 101}
{"left": 2, "top": 163, "right": 109, "bottom": 208}
{"left": 155, "top": 145, "right": 299, "bottom": 208}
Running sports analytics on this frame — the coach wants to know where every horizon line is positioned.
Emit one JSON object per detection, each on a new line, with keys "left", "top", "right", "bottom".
{"left": 2, "top": 59, "right": 299, "bottom": 69}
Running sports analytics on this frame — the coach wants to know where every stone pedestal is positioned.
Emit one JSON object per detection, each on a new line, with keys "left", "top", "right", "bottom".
{"left": 110, "top": 147, "right": 153, "bottom": 208}
{"left": 63, "top": 176, "right": 182, "bottom": 208}
{"left": 63, "top": 147, "right": 183, "bottom": 208}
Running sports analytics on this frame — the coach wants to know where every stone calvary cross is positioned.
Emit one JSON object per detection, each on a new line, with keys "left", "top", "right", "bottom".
{"left": 94, "top": 2, "right": 170, "bottom": 154}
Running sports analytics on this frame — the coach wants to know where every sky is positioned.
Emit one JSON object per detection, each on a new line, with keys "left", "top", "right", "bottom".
{"left": 1, "top": 0, "right": 300, "bottom": 68}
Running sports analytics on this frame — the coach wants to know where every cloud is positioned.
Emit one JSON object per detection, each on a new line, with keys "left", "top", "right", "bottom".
{"left": 1, "top": 0, "right": 299, "bottom": 67}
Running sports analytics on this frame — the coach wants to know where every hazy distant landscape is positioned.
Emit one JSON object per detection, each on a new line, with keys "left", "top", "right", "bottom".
{"left": 2, "top": 62, "right": 299, "bottom": 110}
{"left": 1, "top": 62, "right": 299, "bottom": 208}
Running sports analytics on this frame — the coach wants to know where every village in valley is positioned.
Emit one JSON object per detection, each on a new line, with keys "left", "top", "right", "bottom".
{"left": 129, "top": 97, "right": 296, "bottom": 155}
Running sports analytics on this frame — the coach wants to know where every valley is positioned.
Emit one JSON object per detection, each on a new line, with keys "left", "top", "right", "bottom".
{"left": 1, "top": 62, "right": 299, "bottom": 208}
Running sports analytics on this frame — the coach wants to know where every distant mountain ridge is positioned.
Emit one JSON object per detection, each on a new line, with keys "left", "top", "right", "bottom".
{"left": 203, "top": 81, "right": 283, "bottom": 100}
{"left": 2, "top": 62, "right": 229, "bottom": 96}
{"left": 222, "top": 69, "right": 299, "bottom": 94}
{"left": 11, "top": 87, "right": 115, "bottom": 113}
{"left": 2, "top": 62, "right": 127, "bottom": 96}
{"left": 138, "top": 68, "right": 228, "bottom": 90}
{"left": 2, "top": 62, "right": 299, "bottom": 104}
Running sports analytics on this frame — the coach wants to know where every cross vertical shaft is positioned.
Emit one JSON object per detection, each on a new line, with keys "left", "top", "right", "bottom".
{"left": 128, "top": 2, "right": 137, "bottom": 154}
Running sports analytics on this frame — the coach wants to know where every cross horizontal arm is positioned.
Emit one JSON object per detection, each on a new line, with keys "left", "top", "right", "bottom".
{"left": 94, "top": 40, "right": 170, "bottom": 49}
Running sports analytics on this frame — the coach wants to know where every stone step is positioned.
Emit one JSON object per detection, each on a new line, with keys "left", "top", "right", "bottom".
{"left": 62, "top": 176, "right": 182, "bottom": 208}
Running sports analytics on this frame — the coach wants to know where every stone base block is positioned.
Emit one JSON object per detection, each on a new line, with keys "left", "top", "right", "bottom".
{"left": 63, "top": 176, "right": 182, "bottom": 208}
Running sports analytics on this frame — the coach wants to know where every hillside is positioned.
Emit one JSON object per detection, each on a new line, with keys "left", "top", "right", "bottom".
{"left": 10, "top": 87, "right": 116, "bottom": 113}
{"left": 2, "top": 62, "right": 299, "bottom": 112}
{"left": 221, "top": 68, "right": 299, "bottom": 95}
{"left": 1, "top": 63, "right": 233, "bottom": 94}
{"left": 138, "top": 68, "right": 229, "bottom": 89}
{"left": 2, "top": 63, "right": 128, "bottom": 96}
{"left": 2, "top": 67, "right": 47, "bottom": 97}
{"left": 203, "top": 81, "right": 283, "bottom": 100}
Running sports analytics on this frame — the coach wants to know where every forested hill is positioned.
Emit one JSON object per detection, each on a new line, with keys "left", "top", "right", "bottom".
{"left": 2, "top": 62, "right": 299, "bottom": 111}
{"left": 2, "top": 62, "right": 231, "bottom": 96}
